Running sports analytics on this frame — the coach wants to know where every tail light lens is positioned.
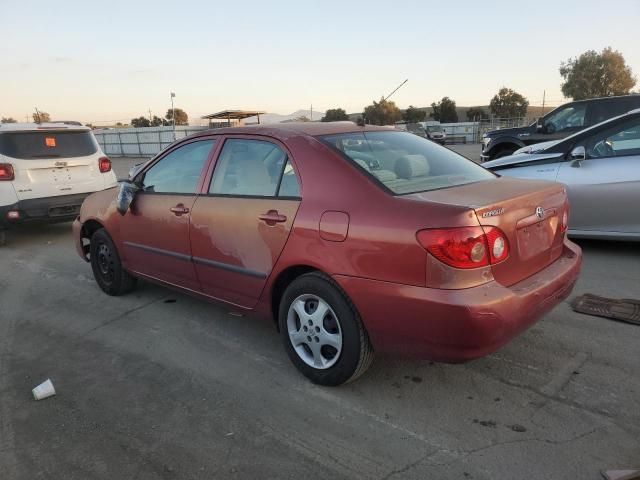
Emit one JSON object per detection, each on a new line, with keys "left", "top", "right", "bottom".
{"left": 417, "top": 226, "right": 509, "bottom": 269}
{"left": 0, "top": 163, "right": 15, "bottom": 181}
{"left": 98, "top": 156, "right": 112, "bottom": 173}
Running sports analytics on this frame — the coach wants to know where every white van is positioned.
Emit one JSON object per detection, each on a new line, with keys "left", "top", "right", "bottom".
{"left": 0, "top": 123, "right": 117, "bottom": 245}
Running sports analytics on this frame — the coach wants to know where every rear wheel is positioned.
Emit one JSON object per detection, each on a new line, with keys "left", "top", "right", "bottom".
{"left": 90, "top": 228, "right": 137, "bottom": 296}
{"left": 278, "top": 272, "right": 374, "bottom": 386}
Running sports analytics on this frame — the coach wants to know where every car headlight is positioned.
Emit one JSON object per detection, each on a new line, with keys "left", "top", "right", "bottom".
{"left": 483, "top": 137, "right": 491, "bottom": 148}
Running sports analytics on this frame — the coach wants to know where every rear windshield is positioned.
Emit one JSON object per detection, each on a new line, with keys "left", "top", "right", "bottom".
{"left": 320, "top": 131, "right": 495, "bottom": 194}
{"left": 0, "top": 131, "right": 98, "bottom": 159}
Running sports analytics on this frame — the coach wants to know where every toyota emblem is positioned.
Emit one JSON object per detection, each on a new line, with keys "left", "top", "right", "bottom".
{"left": 535, "top": 206, "right": 544, "bottom": 219}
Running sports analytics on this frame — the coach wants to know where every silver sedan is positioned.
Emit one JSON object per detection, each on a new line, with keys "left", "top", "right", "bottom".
{"left": 483, "top": 109, "right": 640, "bottom": 241}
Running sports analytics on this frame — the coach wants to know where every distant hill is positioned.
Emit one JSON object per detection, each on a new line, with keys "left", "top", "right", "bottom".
{"left": 259, "top": 109, "right": 323, "bottom": 123}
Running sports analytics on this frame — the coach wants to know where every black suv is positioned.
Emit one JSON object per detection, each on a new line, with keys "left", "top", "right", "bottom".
{"left": 481, "top": 95, "right": 640, "bottom": 161}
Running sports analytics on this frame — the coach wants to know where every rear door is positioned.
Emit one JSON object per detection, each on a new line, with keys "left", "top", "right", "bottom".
{"left": 120, "top": 138, "right": 216, "bottom": 290}
{"left": 556, "top": 115, "right": 640, "bottom": 234}
{"left": 189, "top": 137, "right": 301, "bottom": 308}
{"left": 0, "top": 130, "right": 108, "bottom": 200}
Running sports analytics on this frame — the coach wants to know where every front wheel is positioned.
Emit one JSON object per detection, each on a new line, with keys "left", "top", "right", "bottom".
{"left": 90, "top": 228, "right": 137, "bottom": 296}
{"left": 278, "top": 272, "right": 374, "bottom": 386}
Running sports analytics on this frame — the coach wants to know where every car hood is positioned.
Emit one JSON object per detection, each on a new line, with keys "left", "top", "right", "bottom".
{"left": 484, "top": 126, "right": 529, "bottom": 138}
{"left": 513, "top": 140, "right": 561, "bottom": 154}
{"left": 483, "top": 151, "right": 564, "bottom": 169}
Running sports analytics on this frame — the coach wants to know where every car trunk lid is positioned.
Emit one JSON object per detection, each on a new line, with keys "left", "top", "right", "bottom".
{"left": 408, "top": 177, "right": 568, "bottom": 286}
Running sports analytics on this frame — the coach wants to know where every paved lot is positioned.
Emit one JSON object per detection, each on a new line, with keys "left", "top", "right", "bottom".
{"left": 1, "top": 156, "right": 639, "bottom": 479}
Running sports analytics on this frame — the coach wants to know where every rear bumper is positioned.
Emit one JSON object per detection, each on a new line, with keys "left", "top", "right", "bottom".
{"left": 0, "top": 193, "right": 90, "bottom": 228}
{"left": 333, "top": 238, "right": 582, "bottom": 362}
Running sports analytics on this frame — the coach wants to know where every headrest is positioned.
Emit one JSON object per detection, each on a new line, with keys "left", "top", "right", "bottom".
{"left": 395, "top": 155, "right": 429, "bottom": 179}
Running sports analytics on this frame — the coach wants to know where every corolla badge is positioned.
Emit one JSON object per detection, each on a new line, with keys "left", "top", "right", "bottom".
{"left": 481, "top": 207, "right": 504, "bottom": 218}
{"left": 535, "top": 206, "right": 545, "bottom": 219}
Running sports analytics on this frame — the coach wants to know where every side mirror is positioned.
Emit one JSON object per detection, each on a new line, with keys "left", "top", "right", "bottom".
{"left": 569, "top": 145, "right": 586, "bottom": 167}
{"left": 536, "top": 119, "right": 544, "bottom": 132}
{"left": 116, "top": 180, "right": 141, "bottom": 215}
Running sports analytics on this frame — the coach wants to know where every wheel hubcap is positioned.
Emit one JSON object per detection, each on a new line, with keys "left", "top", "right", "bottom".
{"left": 287, "top": 294, "right": 342, "bottom": 369}
{"left": 97, "top": 243, "right": 114, "bottom": 281}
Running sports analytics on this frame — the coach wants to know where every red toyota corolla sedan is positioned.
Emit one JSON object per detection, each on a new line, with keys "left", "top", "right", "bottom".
{"left": 73, "top": 122, "right": 581, "bottom": 385}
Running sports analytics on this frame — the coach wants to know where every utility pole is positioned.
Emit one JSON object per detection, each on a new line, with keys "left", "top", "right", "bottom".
{"left": 541, "top": 90, "right": 546, "bottom": 116}
{"left": 148, "top": 108, "right": 152, "bottom": 124}
{"left": 170, "top": 92, "right": 176, "bottom": 140}
{"left": 310, "top": 103, "right": 313, "bottom": 121}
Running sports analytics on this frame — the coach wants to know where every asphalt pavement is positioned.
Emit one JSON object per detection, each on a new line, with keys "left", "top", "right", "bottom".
{"left": 0, "top": 148, "right": 638, "bottom": 479}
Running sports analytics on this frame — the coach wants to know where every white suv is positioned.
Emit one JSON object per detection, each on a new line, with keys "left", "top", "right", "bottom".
{"left": 0, "top": 123, "right": 117, "bottom": 245}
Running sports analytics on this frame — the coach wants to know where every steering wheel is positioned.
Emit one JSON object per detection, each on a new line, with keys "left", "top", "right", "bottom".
{"left": 592, "top": 140, "right": 615, "bottom": 158}
{"left": 545, "top": 122, "right": 556, "bottom": 134}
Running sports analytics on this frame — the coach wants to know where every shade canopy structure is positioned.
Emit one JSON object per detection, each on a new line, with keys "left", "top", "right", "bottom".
{"left": 201, "top": 110, "right": 266, "bottom": 127}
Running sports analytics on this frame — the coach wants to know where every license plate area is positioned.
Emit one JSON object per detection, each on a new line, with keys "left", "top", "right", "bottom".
{"left": 517, "top": 218, "right": 554, "bottom": 261}
{"left": 48, "top": 204, "right": 81, "bottom": 217}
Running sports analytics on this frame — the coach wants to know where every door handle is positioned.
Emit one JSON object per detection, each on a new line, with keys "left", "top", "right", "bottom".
{"left": 170, "top": 204, "right": 190, "bottom": 216}
{"left": 259, "top": 210, "right": 287, "bottom": 225}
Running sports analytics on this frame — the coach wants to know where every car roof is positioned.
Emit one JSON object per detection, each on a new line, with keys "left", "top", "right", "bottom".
{"left": 188, "top": 121, "right": 395, "bottom": 141}
{"left": 0, "top": 122, "right": 91, "bottom": 133}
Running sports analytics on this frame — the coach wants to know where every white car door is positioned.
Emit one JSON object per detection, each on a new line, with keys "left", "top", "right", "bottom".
{"left": 556, "top": 116, "right": 640, "bottom": 235}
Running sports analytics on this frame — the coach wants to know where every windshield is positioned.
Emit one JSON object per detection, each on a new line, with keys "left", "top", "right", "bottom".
{"left": 426, "top": 125, "right": 442, "bottom": 133}
{"left": 0, "top": 131, "right": 98, "bottom": 159}
{"left": 320, "top": 131, "right": 495, "bottom": 195}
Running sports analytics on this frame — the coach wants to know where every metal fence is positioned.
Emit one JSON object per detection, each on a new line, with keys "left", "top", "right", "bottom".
{"left": 93, "top": 126, "right": 208, "bottom": 157}
{"left": 440, "top": 117, "right": 533, "bottom": 143}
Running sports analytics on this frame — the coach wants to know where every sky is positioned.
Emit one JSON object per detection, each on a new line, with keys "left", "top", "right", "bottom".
{"left": 1, "top": 0, "right": 639, "bottom": 125}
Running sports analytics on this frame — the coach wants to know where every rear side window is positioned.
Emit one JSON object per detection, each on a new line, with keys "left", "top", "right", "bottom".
{"left": 0, "top": 131, "right": 98, "bottom": 159}
{"left": 210, "top": 139, "right": 293, "bottom": 197}
{"left": 320, "top": 131, "right": 494, "bottom": 195}
{"left": 589, "top": 99, "right": 637, "bottom": 126}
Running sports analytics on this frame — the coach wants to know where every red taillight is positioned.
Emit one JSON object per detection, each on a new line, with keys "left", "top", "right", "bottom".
{"left": 417, "top": 226, "right": 509, "bottom": 269}
{"left": 98, "top": 156, "right": 112, "bottom": 173}
{"left": 0, "top": 163, "right": 15, "bottom": 181}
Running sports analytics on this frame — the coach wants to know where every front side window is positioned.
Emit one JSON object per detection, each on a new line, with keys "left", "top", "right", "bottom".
{"left": 321, "top": 131, "right": 495, "bottom": 195}
{"left": 141, "top": 139, "right": 214, "bottom": 194}
{"left": 544, "top": 104, "right": 587, "bottom": 133}
{"left": 210, "top": 139, "right": 292, "bottom": 196}
{"left": 582, "top": 117, "right": 640, "bottom": 159}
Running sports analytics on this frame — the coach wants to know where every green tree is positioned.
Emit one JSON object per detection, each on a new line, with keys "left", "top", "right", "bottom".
{"left": 32, "top": 111, "right": 50, "bottom": 123}
{"left": 131, "top": 116, "right": 151, "bottom": 128}
{"left": 321, "top": 108, "right": 349, "bottom": 122}
{"left": 430, "top": 97, "right": 458, "bottom": 123}
{"left": 465, "top": 107, "right": 489, "bottom": 121}
{"left": 150, "top": 115, "right": 167, "bottom": 127}
{"left": 363, "top": 97, "right": 402, "bottom": 125}
{"left": 560, "top": 47, "right": 636, "bottom": 100}
{"left": 165, "top": 108, "right": 188, "bottom": 126}
{"left": 1, "top": 117, "right": 17, "bottom": 123}
{"left": 489, "top": 88, "right": 529, "bottom": 118}
{"left": 403, "top": 105, "right": 425, "bottom": 123}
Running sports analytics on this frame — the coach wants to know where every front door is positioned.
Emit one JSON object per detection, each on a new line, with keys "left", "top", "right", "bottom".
{"left": 557, "top": 116, "right": 640, "bottom": 234}
{"left": 189, "top": 137, "right": 302, "bottom": 308}
{"left": 120, "top": 139, "right": 216, "bottom": 290}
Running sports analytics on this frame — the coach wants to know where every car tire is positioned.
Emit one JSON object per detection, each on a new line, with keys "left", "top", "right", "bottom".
{"left": 493, "top": 149, "right": 516, "bottom": 159}
{"left": 90, "top": 228, "right": 137, "bottom": 296}
{"left": 278, "top": 272, "right": 374, "bottom": 386}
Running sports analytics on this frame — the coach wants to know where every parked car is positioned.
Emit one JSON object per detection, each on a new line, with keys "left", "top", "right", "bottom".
{"left": 481, "top": 95, "right": 640, "bottom": 161}
{"left": 73, "top": 123, "right": 581, "bottom": 385}
{"left": 484, "top": 109, "right": 640, "bottom": 240}
{"left": 0, "top": 123, "right": 117, "bottom": 245}
{"left": 424, "top": 121, "right": 447, "bottom": 145}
